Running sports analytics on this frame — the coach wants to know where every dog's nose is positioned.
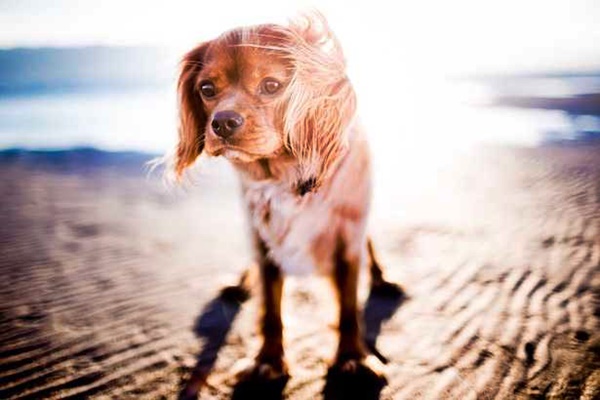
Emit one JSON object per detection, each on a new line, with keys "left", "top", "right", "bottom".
{"left": 211, "top": 110, "right": 244, "bottom": 139}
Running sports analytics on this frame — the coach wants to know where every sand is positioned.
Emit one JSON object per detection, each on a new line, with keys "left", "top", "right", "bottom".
{"left": 0, "top": 145, "right": 599, "bottom": 399}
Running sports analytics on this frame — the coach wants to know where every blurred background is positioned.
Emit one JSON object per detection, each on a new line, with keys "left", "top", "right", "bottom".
{"left": 1, "top": 0, "right": 599, "bottom": 218}
{"left": 1, "top": 1, "right": 599, "bottom": 399}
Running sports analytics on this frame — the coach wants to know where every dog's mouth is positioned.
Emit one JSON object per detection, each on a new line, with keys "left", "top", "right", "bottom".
{"left": 211, "top": 142, "right": 286, "bottom": 166}
{"left": 207, "top": 130, "right": 319, "bottom": 196}
{"left": 212, "top": 146, "right": 261, "bottom": 162}
{"left": 208, "top": 133, "right": 286, "bottom": 165}
{"left": 205, "top": 133, "right": 253, "bottom": 159}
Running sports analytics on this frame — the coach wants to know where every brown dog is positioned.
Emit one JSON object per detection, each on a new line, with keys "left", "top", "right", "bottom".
{"left": 174, "top": 12, "right": 402, "bottom": 382}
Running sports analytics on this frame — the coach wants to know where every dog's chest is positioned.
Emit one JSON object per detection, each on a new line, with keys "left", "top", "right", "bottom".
{"left": 243, "top": 183, "right": 331, "bottom": 275}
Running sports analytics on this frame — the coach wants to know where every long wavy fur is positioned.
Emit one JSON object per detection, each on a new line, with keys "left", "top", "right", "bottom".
{"left": 172, "top": 12, "right": 356, "bottom": 190}
{"left": 175, "top": 43, "right": 209, "bottom": 178}
{"left": 277, "top": 12, "right": 357, "bottom": 190}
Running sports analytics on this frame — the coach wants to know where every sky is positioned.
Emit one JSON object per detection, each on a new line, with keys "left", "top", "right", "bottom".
{"left": 1, "top": 0, "right": 600, "bottom": 76}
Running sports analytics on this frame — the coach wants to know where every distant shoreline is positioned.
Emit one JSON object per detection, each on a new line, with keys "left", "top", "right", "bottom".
{"left": 0, "top": 147, "right": 161, "bottom": 175}
{"left": 0, "top": 147, "right": 160, "bottom": 156}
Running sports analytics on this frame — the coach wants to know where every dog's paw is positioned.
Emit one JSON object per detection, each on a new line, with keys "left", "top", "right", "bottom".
{"left": 236, "top": 358, "right": 289, "bottom": 382}
{"left": 324, "top": 355, "right": 387, "bottom": 399}
{"left": 329, "top": 354, "right": 386, "bottom": 380}
{"left": 232, "top": 358, "right": 289, "bottom": 400}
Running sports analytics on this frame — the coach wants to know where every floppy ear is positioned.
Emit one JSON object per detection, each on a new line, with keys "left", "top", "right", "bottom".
{"left": 281, "top": 13, "right": 357, "bottom": 194}
{"left": 175, "top": 43, "right": 210, "bottom": 178}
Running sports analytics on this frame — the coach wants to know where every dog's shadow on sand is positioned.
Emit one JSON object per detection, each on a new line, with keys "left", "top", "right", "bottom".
{"left": 179, "top": 283, "right": 406, "bottom": 400}
{"left": 178, "top": 285, "right": 249, "bottom": 400}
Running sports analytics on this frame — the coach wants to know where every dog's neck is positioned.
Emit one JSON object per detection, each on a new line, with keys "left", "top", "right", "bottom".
{"left": 230, "top": 153, "right": 300, "bottom": 188}
{"left": 230, "top": 122, "right": 361, "bottom": 195}
{"left": 231, "top": 148, "right": 349, "bottom": 197}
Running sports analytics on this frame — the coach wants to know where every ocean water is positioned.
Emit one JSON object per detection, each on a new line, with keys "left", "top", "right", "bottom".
{"left": 0, "top": 82, "right": 591, "bottom": 152}
{"left": 1, "top": 46, "right": 599, "bottom": 154}
{"left": 0, "top": 88, "right": 178, "bottom": 153}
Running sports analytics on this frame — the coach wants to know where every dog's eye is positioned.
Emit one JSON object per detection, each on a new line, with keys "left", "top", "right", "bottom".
{"left": 199, "top": 81, "right": 216, "bottom": 98}
{"left": 260, "top": 78, "right": 282, "bottom": 95}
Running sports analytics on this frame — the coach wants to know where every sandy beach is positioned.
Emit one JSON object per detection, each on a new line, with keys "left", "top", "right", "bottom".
{"left": 0, "top": 144, "right": 599, "bottom": 399}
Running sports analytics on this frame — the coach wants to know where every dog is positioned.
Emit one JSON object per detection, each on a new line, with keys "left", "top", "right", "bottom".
{"left": 174, "top": 12, "right": 402, "bottom": 383}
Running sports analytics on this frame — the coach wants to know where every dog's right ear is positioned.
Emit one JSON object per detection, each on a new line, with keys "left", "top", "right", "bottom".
{"left": 175, "top": 42, "right": 210, "bottom": 178}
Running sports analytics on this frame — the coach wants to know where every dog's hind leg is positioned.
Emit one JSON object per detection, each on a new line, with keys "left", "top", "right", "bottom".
{"left": 367, "top": 239, "right": 405, "bottom": 298}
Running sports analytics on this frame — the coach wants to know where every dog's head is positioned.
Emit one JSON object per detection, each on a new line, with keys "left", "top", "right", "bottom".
{"left": 175, "top": 13, "right": 356, "bottom": 194}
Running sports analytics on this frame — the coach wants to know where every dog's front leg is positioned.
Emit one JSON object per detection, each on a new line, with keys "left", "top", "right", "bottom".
{"left": 250, "top": 235, "right": 288, "bottom": 380}
{"left": 332, "top": 239, "right": 365, "bottom": 366}
{"left": 330, "top": 238, "right": 385, "bottom": 378}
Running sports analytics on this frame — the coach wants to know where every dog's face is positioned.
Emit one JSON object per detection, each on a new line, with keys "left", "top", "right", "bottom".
{"left": 175, "top": 15, "right": 357, "bottom": 193}
{"left": 191, "top": 28, "right": 291, "bottom": 163}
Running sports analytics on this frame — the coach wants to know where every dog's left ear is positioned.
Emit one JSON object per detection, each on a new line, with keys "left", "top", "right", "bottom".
{"left": 281, "top": 13, "right": 357, "bottom": 194}
{"left": 175, "top": 42, "right": 210, "bottom": 179}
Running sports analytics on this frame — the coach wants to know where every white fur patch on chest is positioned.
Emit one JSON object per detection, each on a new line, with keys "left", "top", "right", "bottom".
{"left": 243, "top": 181, "right": 332, "bottom": 275}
